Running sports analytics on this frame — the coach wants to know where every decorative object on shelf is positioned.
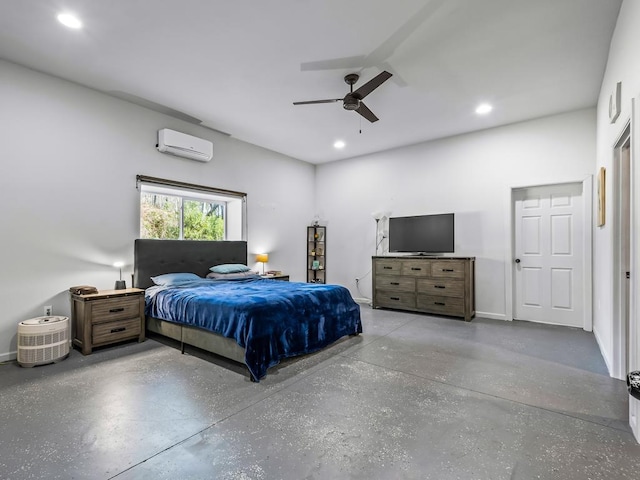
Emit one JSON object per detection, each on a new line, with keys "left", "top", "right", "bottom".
{"left": 256, "top": 253, "right": 269, "bottom": 275}
{"left": 114, "top": 261, "right": 126, "bottom": 290}
{"left": 597, "top": 167, "right": 606, "bottom": 227}
{"left": 262, "top": 272, "right": 289, "bottom": 281}
{"left": 307, "top": 225, "right": 326, "bottom": 283}
{"left": 69, "top": 285, "right": 98, "bottom": 295}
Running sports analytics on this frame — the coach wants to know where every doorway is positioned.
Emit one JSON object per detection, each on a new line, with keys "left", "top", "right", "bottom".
{"left": 512, "top": 183, "right": 586, "bottom": 327}
{"left": 613, "top": 123, "right": 631, "bottom": 380}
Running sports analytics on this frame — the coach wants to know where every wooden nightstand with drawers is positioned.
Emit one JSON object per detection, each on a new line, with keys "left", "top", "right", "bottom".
{"left": 70, "top": 288, "right": 145, "bottom": 355}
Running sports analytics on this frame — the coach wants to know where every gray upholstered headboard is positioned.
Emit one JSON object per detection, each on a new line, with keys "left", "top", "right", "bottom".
{"left": 134, "top": 239, "right": 248, "bottom": 289}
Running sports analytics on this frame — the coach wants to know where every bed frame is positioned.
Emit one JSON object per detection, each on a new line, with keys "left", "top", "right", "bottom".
{"left": 133, "top": 239, "right": 251, "bottom": 376}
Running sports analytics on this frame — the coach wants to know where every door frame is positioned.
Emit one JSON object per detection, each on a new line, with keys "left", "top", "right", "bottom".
{"left": 628, "top": 97, "right": 640, "bottom": 440}
{"left": 504, "top": 178, "right": 593, "bottom": 330}
{"left": 612, "top": 121, "right": 631, "bottom": 380}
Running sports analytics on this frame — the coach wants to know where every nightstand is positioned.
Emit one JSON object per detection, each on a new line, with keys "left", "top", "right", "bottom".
{"left": 70, "top": 288, "right": 145, "bottom": 355}
{"left": 261, "top": 274, "right": 290, "bottom": 281}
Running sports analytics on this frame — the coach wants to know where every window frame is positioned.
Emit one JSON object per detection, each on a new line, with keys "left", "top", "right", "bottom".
{"left": 136, "top": 175, "right": 247, "bottom": 241}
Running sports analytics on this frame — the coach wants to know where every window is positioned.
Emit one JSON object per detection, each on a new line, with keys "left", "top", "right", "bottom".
{"left": 137, "top": 175, "right": 246, "bottom": 241}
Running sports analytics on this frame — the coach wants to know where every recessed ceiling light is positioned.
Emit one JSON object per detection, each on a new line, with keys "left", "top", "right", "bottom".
{"left": 57, "top": 13, "right": 83, "bottom": 29}
{"left": 475, "top": 103, "right": 493, "bottom": 115}
{"left": 333, "top": 140, "right": 345, "bottom": 149}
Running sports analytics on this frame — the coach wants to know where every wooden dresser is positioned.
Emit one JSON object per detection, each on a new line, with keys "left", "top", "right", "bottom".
{"left": 372, "top": 256, "right": 475, "bottom": 321}
{"left": 70, "top": 288, "right": 145, "bottom": 354}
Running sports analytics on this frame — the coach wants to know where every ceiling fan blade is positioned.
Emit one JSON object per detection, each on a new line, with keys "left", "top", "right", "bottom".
{"left": 293, "top": 99, "right": 342, "bottom": 105}
{"left": 355, "top": 102, "right": 379, "bottom": 123}
{"left": 352, "top": 71, "right": 393, "bottom": 100}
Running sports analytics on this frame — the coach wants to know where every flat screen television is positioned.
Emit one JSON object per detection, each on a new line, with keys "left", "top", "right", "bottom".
{"left": 388, "top": 213, "right": 454, "bottom": 254}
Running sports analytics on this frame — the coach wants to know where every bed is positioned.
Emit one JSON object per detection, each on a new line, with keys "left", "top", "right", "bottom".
{"left": 133, "top": 239, "right": 362, "bottom": 381}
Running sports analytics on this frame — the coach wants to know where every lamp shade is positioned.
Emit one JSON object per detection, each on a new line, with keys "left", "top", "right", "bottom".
{"left": 256, "top": 253, "right": 269, "bottom": 263}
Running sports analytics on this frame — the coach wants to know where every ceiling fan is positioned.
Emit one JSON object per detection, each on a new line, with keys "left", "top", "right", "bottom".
{"left": 293, "top": 71, "right": 392, "bottom": 123}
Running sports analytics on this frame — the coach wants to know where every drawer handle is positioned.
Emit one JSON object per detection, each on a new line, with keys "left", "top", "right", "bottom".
{"left": 434, "top": 285, "right": 446, "bottom": 289}
{"left": 411, "top": 267, "right": 422, "bottom": 271}
{"left": 441, "top": 269, "right": 454, "bottom": 272}
{"left": 390, "top": 297, "right": 400, "bottom": 301}
{"left": 434, "top": 302, "right": 446, "bottom": 306}
{"left": 109, "top": 307, "right": 125, "bottom": 313}
{"left": 110, "top": 327, "right": 126, "bottom": 333}
{"left": 390, "top": 282, "right": 400, "bottom": 285}
{"left": 383, "top": 266, "right": 393, "bottom": 270}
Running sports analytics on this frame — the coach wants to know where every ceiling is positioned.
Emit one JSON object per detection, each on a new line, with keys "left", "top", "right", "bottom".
{"left": 0, "top": 0, "right": 622, "bottom": 164}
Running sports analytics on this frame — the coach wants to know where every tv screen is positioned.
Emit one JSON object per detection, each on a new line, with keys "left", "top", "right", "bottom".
{"left": 388, "top": 213, "right": 454, "bottom": 254}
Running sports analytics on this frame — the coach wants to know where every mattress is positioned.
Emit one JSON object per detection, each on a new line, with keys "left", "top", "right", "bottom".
{"left": 145, "top": 277, "right": 362, "bottom": 380}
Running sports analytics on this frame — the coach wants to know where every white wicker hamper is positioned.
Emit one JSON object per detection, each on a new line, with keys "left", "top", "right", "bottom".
{"left": 17, "top": 316, "right": 70, "bottom": 367}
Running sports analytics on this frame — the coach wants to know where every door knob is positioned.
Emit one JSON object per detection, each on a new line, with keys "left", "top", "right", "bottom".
{"left": 515, "top": 259, "right": 521, "bottom": 264}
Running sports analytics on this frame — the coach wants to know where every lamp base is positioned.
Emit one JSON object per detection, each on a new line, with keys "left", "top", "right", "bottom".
{"left": 114, "top": 280, "right": 126, "bottom": 290}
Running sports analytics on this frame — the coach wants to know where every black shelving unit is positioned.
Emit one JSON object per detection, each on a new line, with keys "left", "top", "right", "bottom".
{"left": 307, "top": 225, "right": 326, "bottom": 283}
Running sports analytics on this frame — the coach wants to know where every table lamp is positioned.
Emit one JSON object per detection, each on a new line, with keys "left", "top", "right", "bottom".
{"left": 114, "top": 261, "right": 126, "bottom": 290}
{"left": 256, "top": 253, "right": 268, "bottom": 275}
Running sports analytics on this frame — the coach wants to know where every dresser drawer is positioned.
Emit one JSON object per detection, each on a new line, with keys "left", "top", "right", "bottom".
{"left": 375, "top": 290, "right": 416, "bottom": 310}
{"left": 91, "top": 297, "right": 141, "bottom": 324}
{"left": 375, "top": 275, "right": 415, "bottom": 292}
{"left": 417, "top": 294, "right": 464, "bottom": 315}
{"left": 375, "top": 259, "right": 402, "bottom": 275}
{"left": 431, "top": 260, "right": 465, "bottom": 279}
{"left": 401, "top": 260, "right": 432, "bottom": 277}
{"left": 92, "top": 318, "right": 141, "bottom": 345}
{"left": 417, "top": 278, "right": 464, "bottom": 298}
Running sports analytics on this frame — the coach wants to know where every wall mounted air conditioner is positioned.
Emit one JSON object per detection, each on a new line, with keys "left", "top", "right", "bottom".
{"left": 17, "top": 316, "right": 70, "bottom": 367}
{"left": 157, "top": 128, "right": 213, "bottom": 162}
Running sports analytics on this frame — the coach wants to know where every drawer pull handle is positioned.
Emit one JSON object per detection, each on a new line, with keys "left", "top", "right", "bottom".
{"left": 390, "top": 282, "right": 400, "bottom": 285}
{"left": 442, "top": 269, "right": 454, "bottom": 272}
{"left": 383, "top": 266, "right": 393, "bottom": 270}
{"left": 109, "top": 307, "right": 125, "bottom": 313}
{"left": 110, "top": 327, "right": 126, "bottom": 333}
{"left": 434, "top": 302, "right": 446, "bottom": 306}
{"left": 390, "top": 297, "right": 400, "bottom": 301}
{"left": 434, "top": 285, "right": 445, "bottom": 289}
{"left": 411, "top": 267, "right": 422, "bottom": 271}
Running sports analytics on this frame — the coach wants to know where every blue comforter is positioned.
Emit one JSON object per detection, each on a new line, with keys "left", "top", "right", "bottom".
{"left": 145, "top": 278, "right": 362, "bottom": 381}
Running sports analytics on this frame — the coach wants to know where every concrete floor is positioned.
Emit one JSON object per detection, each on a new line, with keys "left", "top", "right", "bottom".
{"left": 1, "top": 307, "right": 639, "bottom": 479}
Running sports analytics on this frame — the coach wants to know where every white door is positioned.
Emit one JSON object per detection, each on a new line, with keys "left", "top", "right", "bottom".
{"left": 514, "top": 183, "right": 584, "bottom": 327}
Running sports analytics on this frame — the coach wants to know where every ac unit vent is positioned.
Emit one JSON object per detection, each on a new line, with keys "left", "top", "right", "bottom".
{"left": 157, "top": 128, "right": 213, "bottom": 162}
{"left": 17, "top": 316, "right": 70, "bottom": 367}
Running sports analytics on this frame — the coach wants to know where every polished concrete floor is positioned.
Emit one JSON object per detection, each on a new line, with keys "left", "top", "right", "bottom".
{"left": 1, "top": 307, "right": 639, "bottom": 479}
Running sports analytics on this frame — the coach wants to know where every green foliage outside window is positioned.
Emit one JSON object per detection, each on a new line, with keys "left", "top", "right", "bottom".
{"left": 183, "top": 200, "right": 224, "bottom": 240}
{"left": 140, "top": 193, "right": 224, "bottom": 240}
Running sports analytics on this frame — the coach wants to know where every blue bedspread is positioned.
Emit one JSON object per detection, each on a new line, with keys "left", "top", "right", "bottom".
{"left": 145, "top": 278, "right": 362, "bottom": 381}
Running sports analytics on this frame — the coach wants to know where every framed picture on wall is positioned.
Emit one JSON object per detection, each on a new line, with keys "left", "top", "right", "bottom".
{"left": 597, "top": 167, "right": 606, "bottom": 227}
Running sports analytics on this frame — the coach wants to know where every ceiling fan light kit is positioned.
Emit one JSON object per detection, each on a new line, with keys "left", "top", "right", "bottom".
{"left": 294, "top": 71, "right": 392, "bottom": 123}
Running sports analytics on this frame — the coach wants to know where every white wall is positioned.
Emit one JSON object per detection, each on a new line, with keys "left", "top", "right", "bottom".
{"left": 594, "top": 0, "right": 640, "bottom": 376}
{"left": 0, "top": 60, "right": 316, "bottom": 360}
{"left": 316, "top": 109, "right": 596, "bottom": 318}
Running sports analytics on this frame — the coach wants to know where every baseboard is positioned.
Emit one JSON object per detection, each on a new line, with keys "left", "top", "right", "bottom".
{"left": 0, "top": 350, "right": 17, "bottom": 363}
{"left": 353, "top": 297, "right": 372, "bottom": 305}
{"left": 593, "top": 326, "right": 615, "bottom": 378}
{"left": 476, "top": 311, "right": 508, "bottom": 321}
